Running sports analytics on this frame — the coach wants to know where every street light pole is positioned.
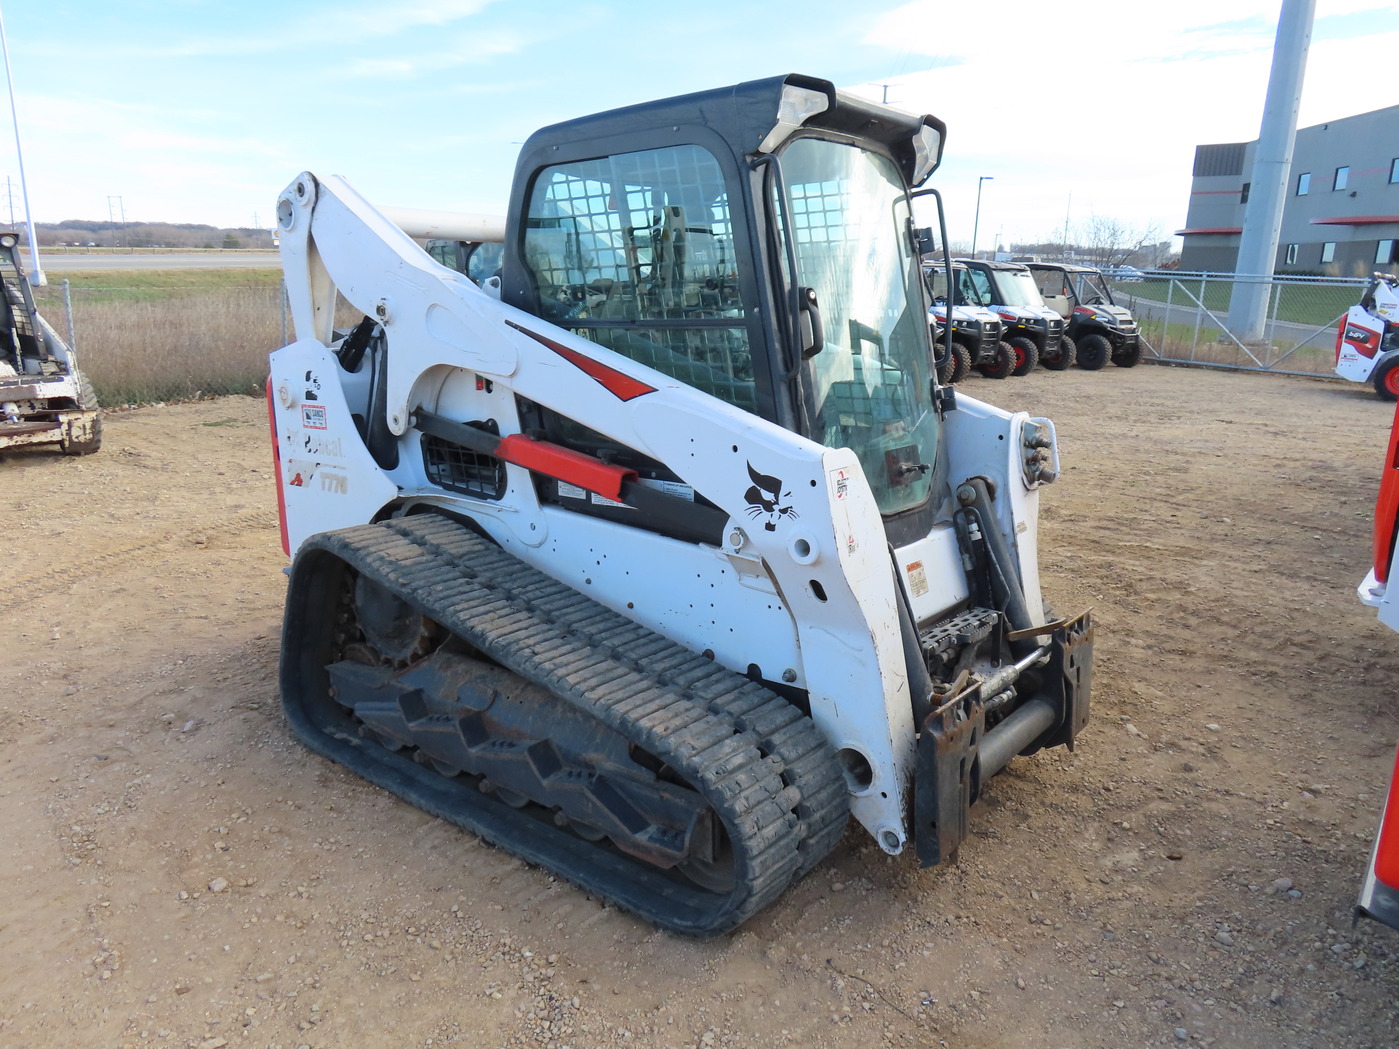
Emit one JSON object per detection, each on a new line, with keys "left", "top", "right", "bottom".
{"left": 0, "top": 4, "right": 42, "bottom": 286}
{"left": 971, "top": 176, "right": 994, "bottom": 260}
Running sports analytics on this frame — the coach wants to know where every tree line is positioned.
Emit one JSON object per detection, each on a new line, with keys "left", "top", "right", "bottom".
{"left": 24, "top": 220, "right": 275, "bottom": 250}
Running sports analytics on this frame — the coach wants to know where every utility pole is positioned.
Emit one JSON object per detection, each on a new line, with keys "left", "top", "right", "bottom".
{"left": 1061, "top": 193, "right": 1072, "bottom": 258}
{"left": 1226, "top": 0, "right": 1316, "bottom": 341}
{"left": 108, "top": 195, "right": 127, "bottom": 251}
{"left": 971, "top": 176, "right": 993, "bottom": 260}
{"left": 0, "top": 4, "right": 43, "bottom": 284}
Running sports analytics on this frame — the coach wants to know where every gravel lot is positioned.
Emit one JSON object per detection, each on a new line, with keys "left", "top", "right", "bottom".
{"left": 2, "top": 363, "right": 1397, "bottom": 1048}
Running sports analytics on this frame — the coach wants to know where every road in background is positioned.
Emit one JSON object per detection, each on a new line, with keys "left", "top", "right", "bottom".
{"left": 37, "top": 252, "right": 280, "bottom": 272}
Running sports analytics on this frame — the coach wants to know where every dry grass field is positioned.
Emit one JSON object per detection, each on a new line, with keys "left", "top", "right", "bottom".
{"left": 33, "top": 269, "right": 285, "bottom": 405}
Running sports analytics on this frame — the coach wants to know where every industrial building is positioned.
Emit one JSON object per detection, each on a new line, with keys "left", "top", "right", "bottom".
{"left": 1179, "top": 104, "right": 1399, "bottom": 275}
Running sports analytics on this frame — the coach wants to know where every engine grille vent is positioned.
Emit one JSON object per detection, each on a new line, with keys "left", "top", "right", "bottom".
{"left": 422, "top": 433, "right": 505, "bottom": 501}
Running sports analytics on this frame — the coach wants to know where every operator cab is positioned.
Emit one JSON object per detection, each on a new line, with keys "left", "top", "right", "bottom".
{"left": 500, "top": 74, "right": 948, "bottom": 536}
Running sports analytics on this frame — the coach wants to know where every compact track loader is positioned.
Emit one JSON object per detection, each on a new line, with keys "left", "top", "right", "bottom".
{"left": 268, "top": 74, "right": 1093, "bottom": 935}
{"left": 1335, "top": 272, "right": 1399, "bottom": 400}
{"left": 0, "top": 232, "right": 101, "bottom": 455}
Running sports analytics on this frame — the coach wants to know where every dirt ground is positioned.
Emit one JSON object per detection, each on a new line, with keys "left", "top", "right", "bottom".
{"left": 3, "top": 363, "right": 1399, "bottom": 1049}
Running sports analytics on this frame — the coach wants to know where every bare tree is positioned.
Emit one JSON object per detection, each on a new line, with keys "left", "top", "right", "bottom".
{"left": 1077, "top": 217, "right": 1162, "bottom": 269}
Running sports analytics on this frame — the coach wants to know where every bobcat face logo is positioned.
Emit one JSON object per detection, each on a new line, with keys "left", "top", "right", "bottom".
{"left": 744, "top": 462, "right": 797, "bottom": 532}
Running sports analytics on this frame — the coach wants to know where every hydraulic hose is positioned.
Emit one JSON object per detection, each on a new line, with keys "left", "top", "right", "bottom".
{"left": 955, "top": 477, "right": 1035, "bottom": 658}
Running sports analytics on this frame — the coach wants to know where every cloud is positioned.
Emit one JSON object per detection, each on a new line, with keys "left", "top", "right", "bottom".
{"left": 853, "top": 2, "right": 1399, "bottom": 246}
{"left": 341, "top": 30, "right": 525, "bottom": 79}
{"left": 27, "top": 0, "right": 503, "bottom": 61}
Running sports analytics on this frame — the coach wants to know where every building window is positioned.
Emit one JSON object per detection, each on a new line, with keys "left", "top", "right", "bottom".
{"left": 1297, "top": 172, "right": 1311, "bottom": 195}
{"left": 1285, "top": 244, "right": 1299, "bottom": 265}
{"left": 1321, "top": 242, "right": 1337, "bottom": 264}
{"left": 1379, "top": 240, "right": 1397, "bottom": 266}
{"left": 1240, "top": 182, "right": 1250, "bottom": 204}
{"left": 1334, "top": 166, "right": 1350, "bottom": 191}
{"left": 1392, "top": 158, "right": 1399, "bottom": 184}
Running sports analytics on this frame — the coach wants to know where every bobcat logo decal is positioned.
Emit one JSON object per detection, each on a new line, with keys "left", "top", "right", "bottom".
{"left": 744, "top": 462, "right": 797, "bottom": 532}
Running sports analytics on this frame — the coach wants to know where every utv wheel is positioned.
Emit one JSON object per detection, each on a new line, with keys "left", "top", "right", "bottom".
{"left": 1375, "top": 358, "right": 1399, "bottom": 402}
{"left": 1008, "top": 336, "right": 1039, "bottom": 376}
{"left": 60, "top": 371, "right": 103, "bottom": 456}
{"left": 931, "top": 326, "right": 948, "bottom": 370}
{"left": 977, "top": 341, "right": 1015, "bottom": 380}
{"left": 938, "top": 340, "right": 972, "bottom": 385}
{"left": 1075, "top": 333, "right": 1112, "bottom": 371}
{"left": 1041, "top": 334, "right": 1075, "bottom": 371}
{"left": 1112, "top": 340, "right": 1142, "bottom": 368}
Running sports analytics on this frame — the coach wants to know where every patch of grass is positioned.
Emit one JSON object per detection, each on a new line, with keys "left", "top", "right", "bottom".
{"left": 1137, "top": 313, "right": 1336, "bottom": 374}
{"left": 32, "top": 273, "right": 290, "bottom": 405}
{"left": 38, "top": 267, "right": 284, "bottom": 305}
{"left": 1117, "top": 278, "right": 1359, "bottom": 328}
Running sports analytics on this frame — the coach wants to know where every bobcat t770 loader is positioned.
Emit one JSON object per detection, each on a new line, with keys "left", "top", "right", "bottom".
{"left": 268, "top": 74, "right": 1094, "bottom": 935}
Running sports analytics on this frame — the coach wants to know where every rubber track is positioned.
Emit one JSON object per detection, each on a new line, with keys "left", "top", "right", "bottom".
{"left": 280, "top": 514, "right": 849, "bottom": 935}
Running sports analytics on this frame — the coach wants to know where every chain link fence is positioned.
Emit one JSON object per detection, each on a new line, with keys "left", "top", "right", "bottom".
{"left": 25, "top": 268, "right": 1371, "bottom": 405}
{"left": 32, "top": 278, "right": 289, "bottom": 406}
{"left": 1109, "top": 271, "right": 1364, "bottom": 376}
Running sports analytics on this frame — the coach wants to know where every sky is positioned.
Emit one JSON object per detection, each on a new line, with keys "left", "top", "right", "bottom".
{"left": 6, "top": 0, "right": 1399, "bottom": 252}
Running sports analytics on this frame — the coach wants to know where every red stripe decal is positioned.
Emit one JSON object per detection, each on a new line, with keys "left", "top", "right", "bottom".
{"left": 507, "top": 321, "right": 656, "bottom": 401}
{"left": 497, "top": 433, "right": 637, "bottom": 502}
{"left": 1375, "top": 745, "right": 1399, "bottom": 890}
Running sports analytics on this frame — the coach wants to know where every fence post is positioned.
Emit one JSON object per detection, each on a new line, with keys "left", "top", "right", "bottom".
{"left": 280, "top": 277, "right": 288, "bottom": 347}
{"left": 1166, "top": 277, "right": 1176, "bottom": 357}
{"left": 62, "top": 278, "right": 76, "bottom": 351}
{"left": 1266, "top": 279, "right": 1282, "bottom": 367}
{"left": 1192, "top": 276, "right": 1206, "bottom": 361}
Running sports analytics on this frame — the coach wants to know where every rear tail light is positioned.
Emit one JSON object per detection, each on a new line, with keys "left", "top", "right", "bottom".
{"left": 1375, "top": 403, "right": 1399, "bottom": 584}
{"left": 266, "top": 376, "right": 290, "bottom": 557}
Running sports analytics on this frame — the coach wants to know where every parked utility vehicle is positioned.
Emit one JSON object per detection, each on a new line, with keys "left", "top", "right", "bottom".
{"left": 269, "top": 74, "right": 1092, "bottom": 935}
{"left": 1029, "top": 262, "right": 1141, "bottom": 370}
{"left": 425, "top": 239, "right": 504, "bottom": 287}
{"left": 925, "top": 265, "right": 1015, "bottom": 381}
{"left": 958, "top": 259, "right": 1070, "bottom": 373}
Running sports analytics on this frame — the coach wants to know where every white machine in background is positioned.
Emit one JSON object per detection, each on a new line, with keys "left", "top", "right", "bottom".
{"left": 1336, "top": 273, "right": 1399, "bottom": 400}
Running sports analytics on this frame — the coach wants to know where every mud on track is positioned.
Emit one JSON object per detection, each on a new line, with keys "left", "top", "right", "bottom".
{"left": 1, "top": 368, "right": 1397, "bottom": 1048}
